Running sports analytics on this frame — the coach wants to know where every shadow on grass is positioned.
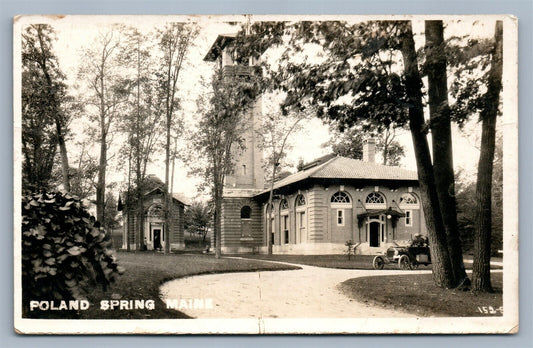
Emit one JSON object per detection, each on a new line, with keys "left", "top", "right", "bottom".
{"left": 237, "top": 254, "right": 432, "bottom": 270}
{"left": 339, "top": 272, "right": 503, "bottom": 317}
{"left": 238, "top": 254, "right": 502, "bottom": 271}
{"left": 25, "top": 251, "right": 300, "bottom": 320}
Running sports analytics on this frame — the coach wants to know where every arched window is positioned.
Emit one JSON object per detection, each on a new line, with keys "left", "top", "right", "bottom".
{"left": 399, "top": 193, "right": 420, "bottom": 209}
{"left": 330, "top": 191, "right": 352, "bottom": 215}
{"left": 280, "top": 199, "right": 289, "bottom": 211}
{"left": 296, "top": 194, "right": 306, "bottom": 207}
{"left": 366, "top": 192, "right": 385, "bottom": 204}
{"left": 240, "top": 206, "right": 251, "bottom": 219}
{"left": 365, "top": 192, "right": 386, "bottom": 209}
{"left": 331, "top": 191, "right": 351, "bottom": 204}
{"left": 400, "top": 193, "right": 417, "bottom": 204}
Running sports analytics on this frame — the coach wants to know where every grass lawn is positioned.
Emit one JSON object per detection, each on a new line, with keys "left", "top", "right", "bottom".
{"left": 29, "top": 251, "right": 300, "bottom": 319}
{"left": 239, "top": 254, "right": 502, "bottom": 271}
{"left": 29, "top": 250, "right": 503, "bottom": 319}
{"left": 239, "top": 254, "right": 433, "bottom": 270}
{"left": 339, "top": 272, "right": 503, "bottom": 317}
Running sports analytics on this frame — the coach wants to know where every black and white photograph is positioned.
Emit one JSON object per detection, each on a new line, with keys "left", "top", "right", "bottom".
{"left": 13, "top": 14, "right": 518, "bottom": 334}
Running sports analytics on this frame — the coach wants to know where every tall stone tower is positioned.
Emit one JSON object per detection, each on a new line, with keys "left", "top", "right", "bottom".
{"left": 204, "top": 33, "right": 265, "bottom": 253}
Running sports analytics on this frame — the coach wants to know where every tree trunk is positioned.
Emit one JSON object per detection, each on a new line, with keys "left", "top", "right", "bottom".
{"left": 214, "top": 179, "right": 222, "bottom": 259}
{"left": 266, "top": 163, "right": 277, "bottom": 255}
{"left": 265, "top": 117, "right": 304, "bottom": 255}
{"left": 425, "top": 20, "right": 467, "bottom": 287}
{"left": 136, "top": 173, "right": 145, "bottom": 250}
{"left": 168, "top": 136, "right": 179, "bottom": 252}
{"left": 127, "top": 145, "right": 132, "bottom": 252}
{"left": 164, "top": 109, "right": 171, "bottom": 254}
{"left": 96, "top": 56, "right": 107, "bottom": 225}
{"left": 382, "top": 129, "right": 391, "bottom": 166}
{"left": 96, "top": 135, "right": 106, "bottom": 224}
{"left": 163, "top": 52, "right": 173, "bottom": 254}
{"left": 135, "top": 45, "right": 146, "bottom": 251}
{"left": 56, "top": 119, "right": 70, "bottom": 192}
{"left": 36, "top": 27, "right": 71, "bottom": 192}
{"left": 472, "top": 20, "right": 503, "bottom": 292}
{"left": 399, "top": 21, "right": 455, "bottom": 288}
{"left": 382, "top": 143, "right": 389, "bottom": 165}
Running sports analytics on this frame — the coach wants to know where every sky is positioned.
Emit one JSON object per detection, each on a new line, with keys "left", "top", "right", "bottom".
{"left": 20, "top": 15, "right": 497, "bottom": 202}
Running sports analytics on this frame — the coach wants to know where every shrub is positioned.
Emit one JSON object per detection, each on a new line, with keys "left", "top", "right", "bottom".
{"left": 21, "top": 191, "right": 124, "bottom": 317}
{"left": 345, "top": 240, "right": 356, "bottom": 260}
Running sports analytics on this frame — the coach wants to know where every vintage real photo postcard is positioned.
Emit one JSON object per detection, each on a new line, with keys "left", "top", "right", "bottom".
{"left": 13, "top": 14, "right": 518, "bottom": 334}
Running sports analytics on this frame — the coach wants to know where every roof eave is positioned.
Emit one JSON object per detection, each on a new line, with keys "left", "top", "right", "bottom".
{"left": 204, "top": 34, "right": 237, "bottom": 61}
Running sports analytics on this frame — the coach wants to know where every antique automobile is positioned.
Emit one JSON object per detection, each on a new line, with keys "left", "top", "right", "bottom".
{"left": 372, "top": 235, "right": 431, "bottom": 270}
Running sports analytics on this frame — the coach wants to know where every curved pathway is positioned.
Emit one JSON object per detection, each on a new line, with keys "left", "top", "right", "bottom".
{"left": 159, "top": 260, "right": 432, "bottom": 319}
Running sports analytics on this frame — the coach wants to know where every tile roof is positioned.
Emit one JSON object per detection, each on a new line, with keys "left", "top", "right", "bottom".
{"left": 143, "top": 186, "right": 191, "bottom": 206}
{"left": 261, "top": 156, "right": 418, "bottom": 194}
{"left": 172, "top": 193, "right": 191, "bottom": 206}
{"left": 312, "top": 157, "right": 418, "bottom": 181}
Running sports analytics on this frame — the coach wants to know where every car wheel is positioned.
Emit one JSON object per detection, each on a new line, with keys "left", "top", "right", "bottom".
{"left": 398, "top": 255, "right": 410, "bottom": 270}
{"left": 373, "top": 256, "right": 385, "bottom": 270}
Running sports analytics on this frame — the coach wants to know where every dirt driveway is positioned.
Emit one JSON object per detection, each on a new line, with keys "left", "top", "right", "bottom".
{"left": 159, "top": 260, "right": 432, "bottom": 319}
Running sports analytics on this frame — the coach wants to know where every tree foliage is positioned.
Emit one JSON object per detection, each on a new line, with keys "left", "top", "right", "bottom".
{"left": 234, "top": 19, "right": 477, "bottom": 288}
{"left": 257, "top": 96, "right": 312, "bottom": 254}
{"left": 455, "top": 141, "right": 503, "bottom": 257}
{"left": 184, "top": 201, "right": 212, "bottom": 242}
{"left": 117, "top": 27, "right": 165, "bottom": 249}
{"left": 120, "top": 27, "right": 164, "bottom": 181}
{"left": 193, "top": 66, "right": 260, "bottom": 258}
{"left": 271, "top": 21, "right": 411, "bottom": 133}
{"left": 326, "top": 125, "right": 365, "bottom": 160}
{"left": 258, "top": 102, "right": 309, "bottom": 175}
{"left": 156, "top": 22, "right": 199, "bottom": 254}
{"left": 78, "top": 28, "right": 130, "bottom": 225}
{"left": 21, "top": 24, "right": 71, "bottom": 192}
{"left": 68, "top": 140, "right": 99, "bottom": 200}
{"left": 455, "top": 171, "right": 477, "bottom": 252}
{"left": 22, "top": 191, "right": 124, "bottom": 318}
{"left": 103, "top": 187, "right": 121, "bottom": 231}
{"left": 326, "top": 124, "right": 405, "bottom": 166}
{"left": 446, "top": 36, "right": 495, "bottom": 126}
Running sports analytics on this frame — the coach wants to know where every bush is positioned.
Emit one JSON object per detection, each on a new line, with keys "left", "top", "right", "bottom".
{"left": 345, "top": 240, "right": 356, "bottom": 260}
{"left": 21, "top": 191, "right": 124, "bottom": 317}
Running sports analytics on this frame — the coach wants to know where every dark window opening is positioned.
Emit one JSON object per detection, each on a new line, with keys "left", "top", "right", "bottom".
{"left": 241, "top": 205, "right": 252, "bottom": 219}
{"left": 296, "top": 194, "right": 306, "bottom": 206}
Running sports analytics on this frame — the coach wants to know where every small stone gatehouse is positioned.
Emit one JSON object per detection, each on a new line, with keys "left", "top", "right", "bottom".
{"left": 121, "top": 175, "right": 189, "bottom": 251}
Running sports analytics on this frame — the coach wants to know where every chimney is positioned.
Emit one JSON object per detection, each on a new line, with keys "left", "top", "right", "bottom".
{"left": 363, "top": 138, "right": 376, "bottom": 163}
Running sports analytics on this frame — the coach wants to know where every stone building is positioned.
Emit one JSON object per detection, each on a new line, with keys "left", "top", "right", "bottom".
{"left": 205, "top": 34, "right": 425, "bottom": 255}
{"left": 121, "top": 175, "right": 189, "bottom": 251}
{"left": 254, "top": 150, "right": 424, "bottom": 255}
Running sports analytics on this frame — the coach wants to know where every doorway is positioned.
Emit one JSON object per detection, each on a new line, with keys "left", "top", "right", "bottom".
{"left": 153, "top": 228, "right": 162, "bottom": 250}
{"left": 369, "top": 222, "right": 380, "bottom": 247}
